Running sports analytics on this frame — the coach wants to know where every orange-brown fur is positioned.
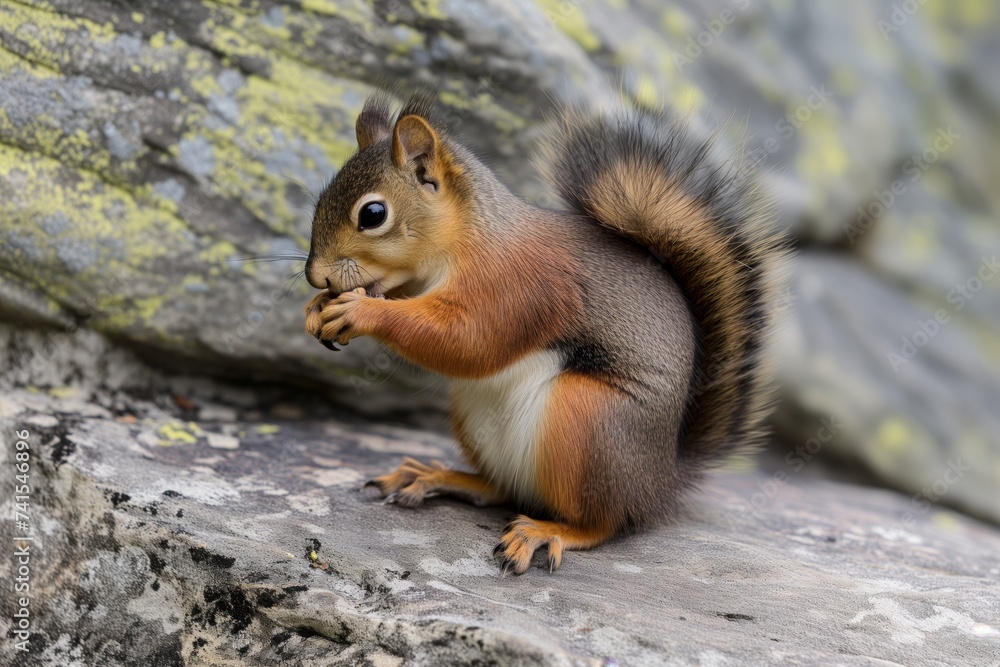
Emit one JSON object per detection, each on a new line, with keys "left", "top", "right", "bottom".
{"left": 495, "top": 516, "right": 618, "bottom": 575}
{"left": 536, "top": 372, "right": 610, "bottom": 525}
{"left": 348, "top": 232, "right": 579, "bottom": 378}
{"left": 364, "top": 457, "right": 502, "bottom": 508}
{"left": 586, "top": 166, "right": 755, "bottom": 459}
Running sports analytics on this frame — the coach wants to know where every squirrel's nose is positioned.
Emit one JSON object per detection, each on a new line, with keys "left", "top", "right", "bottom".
{"left": 304, "top": 258, "right": 327, "bottom": 290}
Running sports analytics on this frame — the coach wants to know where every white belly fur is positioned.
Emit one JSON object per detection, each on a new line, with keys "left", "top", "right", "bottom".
{"left": 450, "top": 350, "right": 563, "bottom": 507}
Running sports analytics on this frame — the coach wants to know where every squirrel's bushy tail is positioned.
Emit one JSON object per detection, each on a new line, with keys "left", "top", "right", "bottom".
{"left": 538, "top": 104, "right": 787, "bottom": 469}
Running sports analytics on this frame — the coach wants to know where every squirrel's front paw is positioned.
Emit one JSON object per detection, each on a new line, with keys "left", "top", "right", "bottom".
{"left": 304, "top": 291, "right": 333, "bottom": 341}
{"left": 313, "top": 288, "right": 369, "bottom": 349}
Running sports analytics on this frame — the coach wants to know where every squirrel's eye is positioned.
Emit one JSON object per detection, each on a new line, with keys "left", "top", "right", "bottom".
{"left": 358, "top": 201, "right": 387, "bottom": 230}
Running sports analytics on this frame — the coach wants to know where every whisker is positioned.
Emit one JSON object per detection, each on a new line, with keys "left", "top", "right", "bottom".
{"left": 374, "top": 346, "right": 405, "bottom": 386}
{"left": 354, "top": 263, "right": 378, "bottom": 285}
{"left": 281, "top": 270, "right": 306, "bottom": 300}
{"left": 407, "top": 227, "right": 448, "bottom": 256}
{"left": 232, "top": 252, "right": 309, "bottom": 265}
{"left": 409, "top": 373, "right": 445, "bottom": 396}
{"left": 306, "top": 257, "right": 385, "bottom": 293}
{"left": 275, "top": 173, "right": 319, "bottom": 207}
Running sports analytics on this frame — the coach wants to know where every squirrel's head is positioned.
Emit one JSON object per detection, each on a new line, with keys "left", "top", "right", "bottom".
{"left": 305, "top": 93, "right": 466, "bottom": 297}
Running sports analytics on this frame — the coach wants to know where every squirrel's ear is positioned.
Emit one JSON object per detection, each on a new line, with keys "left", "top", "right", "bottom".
{"left": 355, "top": 95, "right": 393, "bottom": 149}
{"left": 392, "top": 114, "right": 443, "bottom": 192}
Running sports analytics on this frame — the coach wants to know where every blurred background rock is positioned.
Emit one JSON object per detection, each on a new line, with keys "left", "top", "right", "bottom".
{"left": 0, "top": 0, "right": 997, "bottom": 524}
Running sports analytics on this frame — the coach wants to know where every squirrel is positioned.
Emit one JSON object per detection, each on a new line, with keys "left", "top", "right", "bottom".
{"left": 303, "top": 92, "right": 785, "bottom": 575}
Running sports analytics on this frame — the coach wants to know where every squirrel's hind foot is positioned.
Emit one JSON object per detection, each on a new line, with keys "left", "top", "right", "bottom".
{"left": 362, "top": 457, "right": 502, "bottom": 508}
{"left": 493, "top": 516, "right": 615, "bottom": 575}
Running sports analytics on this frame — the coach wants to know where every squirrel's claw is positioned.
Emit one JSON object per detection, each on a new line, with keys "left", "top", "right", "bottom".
{"left": 363, "top": 458, "right": 501, "bottom": 512}
{"left": 308, "top": 288, "right": 366, "bottom": 349}
{"left": 361, "top": 480, "right": 384, "bottom": 499}
{"left": 493, "top": 515, "right": 568, "bottom": 576}
{"left": 497, "top": 557, "right": 517, "bottom": 577}
{"left": 362, "top": 457, "right": 439, "bottom": 508}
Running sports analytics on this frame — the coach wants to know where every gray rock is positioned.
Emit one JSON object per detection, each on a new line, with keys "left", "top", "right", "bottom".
{"left": 0, "top": 0, "right": 607, "bottom": 400}
{"left": 1, "top": 1, "right": 998, "bottom": 529}
{"left": 2, "top": 388, "right": 999, "bottom": 666}
{"left": 776, "top": 254, "right": 1000, "bottom": 525}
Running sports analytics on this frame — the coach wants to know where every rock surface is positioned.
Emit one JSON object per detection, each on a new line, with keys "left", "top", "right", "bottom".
{"left": 1, "top": 0, "right": 999, "bottom": 521}
{"left": 0, "top": 0, "right": 607, "bottom": 393}
{"left": 773, "top": 254, "right": 1000, "bottom": 525}
{"left": 2, "top": 387, "right": 999, "bottom": 667}
{"left": 3, "top": 0, "right": 1000, "bottom": 526}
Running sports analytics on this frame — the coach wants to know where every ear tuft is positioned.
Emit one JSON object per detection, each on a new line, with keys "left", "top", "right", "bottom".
{"left": 396, "top": 91, "right": 439, "bottom": 125}
{"left": 356, "top": 92, "right": 394, "bottom": 149}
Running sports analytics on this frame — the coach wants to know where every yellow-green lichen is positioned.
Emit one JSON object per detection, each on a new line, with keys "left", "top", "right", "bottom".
{"left": 199, "top": 240, "right": 243, "bottom": 276}
{"left": 535, "top": 0, "right": 601, "bottom": 52}
{"left": 795, "top": 113, "right": 849, "bottom": 181}
{"left": 0, "top": 143, "right": 195, "bottom": 331}
{"left": 660, "top": 6, "right": 691, "bottom": 38}
{"left": 390, "top": 24, "right": 424, "bottom": 54}
{"left": 867, "top": 416, "right": 937, "bottom": 483}
{"left": 0, "top": 41, "right": 57, "bottom": 77}
{"left": 930, "top": 511, "right": 960, "bottom": 532}
{"left": 300, "top": 0, "right": 342, "bottom": 17}
{"left": 672, "top": 82, "right": 705, "bottom": 115}
{"left": 831, "top": 67, "right": 859, "bottom": 96}
{"left": 875, "top": 417, "right": 911, "bottom": 453}
{"left": 633, "top": 75, "right": 660, "bottom": 110}
{"left": 438, "top": 89, "right": 527, "bottom": 133}
{"left": 0, "top": 2, "right": 119, "bottom": 71}
{"left": 149, "top": 30, "right": 167, "bottom": 49}
{"left": 412, "top": 0, "right": 446, "bottom": 21}
{"left": 156, "top": 421, "right": 201, "bottom": 445}
{"left": 900, "top": 221, "right": 936, "bottom": 264}
{"left": 171, "top": 5, "right": 370, "bottom": 236}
